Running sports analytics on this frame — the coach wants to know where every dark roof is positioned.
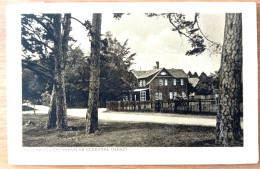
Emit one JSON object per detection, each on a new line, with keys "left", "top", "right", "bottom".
{"left": 131, "top": 70, "right": 147, "bottom": 78}
{"left": 166, "top": 69, "right": 188, "bottom": 78}
{"left": 132, "top": 68, "right": 187, "bottom": 80}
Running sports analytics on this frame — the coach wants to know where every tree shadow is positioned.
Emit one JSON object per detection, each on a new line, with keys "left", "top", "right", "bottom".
{"left": 189, "top": 139, "right": 216, "bottom": 147}
{"left": 22, "top": 105, "right": 35, "bottom": 111}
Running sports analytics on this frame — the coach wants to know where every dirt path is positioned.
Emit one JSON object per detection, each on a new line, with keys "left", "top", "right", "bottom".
{"left": 100, "top": 110, "right": 216, "bottom": 127}
{"left": 23, "top": 104, "right": 217, "bottom": 127}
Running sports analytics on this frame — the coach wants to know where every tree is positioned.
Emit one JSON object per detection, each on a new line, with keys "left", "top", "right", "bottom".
{"left": 195, "top": 72, "right": 213, "bottom": 95}
{"left": 74, "top": 15, "right": 136, "bottom": 133}
{"left": 85, "top": 13, "right": 102, "bottom": 134}
{"left": 21, "top": 13, "right": 71, "bottom": 129}
{"left": 99, "top": 32, "right": 136, "bottom": 104}
{"left": 22, "top": 68, "right": 45, "bottom": 114}
{"left": 193, "top": 72, "right": 198, "bottom": 78}
{"left": 144, "top": 13, "right": 242, "bottom": 146}
{"left": 145, "top": 13, "right": 221, "bottom": 56}
{"left": 52, "top": 14, "right": 71, "bottom": 129}
{"left": 63, "top": 32, "right": 136, "bottom": 109}
{"left": 187, "top": 71, "right": 192, "bottom": 78}
{"left": 65, "top": 46, "right": 90, "bottom": 108}
{"left": 216, "top": 13, "right": 243, "bottom": 146}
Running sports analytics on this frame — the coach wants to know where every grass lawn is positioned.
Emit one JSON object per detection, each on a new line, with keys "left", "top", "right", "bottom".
{"left": 23, "top": 114, "right": 226, "bottom": 147}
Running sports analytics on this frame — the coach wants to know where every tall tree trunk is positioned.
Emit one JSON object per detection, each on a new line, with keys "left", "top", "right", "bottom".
{"left": 53, "top": 14, "right": 67, "bottom": 129}
{"left": 86, "top": 13, "right": 102, "bottom": 134}
{"left": 46, "top": 84, "right": 57, "bottom": 129}
{"left": 46, "top": 14, "right": 70, "bottom": 130}
{"left": 216, "top": 13, "right": 243, "bottom": 146}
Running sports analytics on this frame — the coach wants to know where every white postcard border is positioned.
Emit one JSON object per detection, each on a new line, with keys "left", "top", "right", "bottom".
{"left": 6, "top": 2, "right": 258, "bottom": 165}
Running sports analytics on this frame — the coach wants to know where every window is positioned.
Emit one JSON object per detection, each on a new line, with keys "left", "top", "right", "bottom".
{"left": 164, "top": 79, "right": 168, "bottom": 86}
{"left": 155, "top": 92, "right": 162, "bottom": 100}
{"left": 173, "top": 79, "right": 176, "bottom": 86}
{"left": 139, "top": 79, "right": 146, "bottom": 87}
{"left": 155, "top": 92, "right": 159, "bottom": 100}
{"left": 161, "top": 71, "right": 166, "bottom": 75}
{"left": 140, "top": 91, "right": 146, "bottom": 101}
{"left": 173, "top": 92, "right": 177, "bottom": 100}
{"left": 130, "top": 94, "right": 132, "bottom": 101}
{"left": 143, "top": 79, "right": 146, "bottom": 86}
{"left": 181, "top": 79, "right": 184, "bottom": 85}
{"left": 169, "top": 92, "right": 173, "bottom": 99}
{"left": 159, "top": 92, "right": 162, "bottom": 100}
{"left": 182, "top": 91, "right": 186, "bottom": 97}
{"left": 139, "top": 80, "right": 142, "bottom": 87}
{"left": 159, "top": 79, "right": 163, "bottom": 86}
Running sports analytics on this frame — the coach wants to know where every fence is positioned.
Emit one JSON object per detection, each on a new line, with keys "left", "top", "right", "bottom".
{"left": 106, "top": 99, "right": 218, "bottom": 114}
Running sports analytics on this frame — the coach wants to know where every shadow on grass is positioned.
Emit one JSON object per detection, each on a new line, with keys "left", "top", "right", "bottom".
{"left": 189, "top": 139, "right": 216, "bottom": 147}
{"left": 22, "top": 114, "right": 242, "bottom": 147}
{"left": 22, "top": 105, "right": 35, "bottom": 111}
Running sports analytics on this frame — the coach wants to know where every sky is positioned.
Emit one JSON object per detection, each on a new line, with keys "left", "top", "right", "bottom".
{"left": 70, "top": 13, "right": 225, "bottom": 75}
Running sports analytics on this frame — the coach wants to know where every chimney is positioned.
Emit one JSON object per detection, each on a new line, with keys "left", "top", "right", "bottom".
{"left": 156, "top": 61, "right": 159, "bottom": 69}
{"left": 153, "top": 66, "right": 156, "bottom": 70}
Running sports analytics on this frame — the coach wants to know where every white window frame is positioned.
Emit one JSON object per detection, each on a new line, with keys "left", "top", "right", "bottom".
{"left": 139, "top": 80, "right": 143, "bottom": 87}
{"left": 182, "top": 91, "right": 186, "bottom": 97}
{"left": 169, "top": 92, "right": 173, "bottom": 99}
{"left": 181, "top": 79, "right": 184, "bottom": 85}
{"left": 173, "top": 79, "right": 176, "bottom": 86}
{"left": 164, "top": 79, "right": 168, "bottom": 86}
{"left": 155, "top": 92, "right": 159, "bottom": 100}
{"left": 140, "top": 91, "right": 146, "bottom": 101}
{"left": 155, "top": 92, "right": 162, "bottom": 100}
{"left": 143, "top": 79, "right": 146, "bottom": 86}
{"left": 173, "top": 92, "right": 177, "bottom": 100}
{"left": 159, "top": 92, "right": 163, "bottom": 100}
{"left": 159, "top": 79, "right": 163, "bottom": 86}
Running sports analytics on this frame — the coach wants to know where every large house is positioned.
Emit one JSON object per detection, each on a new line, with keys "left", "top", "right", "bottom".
{"left": 129, "top": 61, "right": 188, "bottom": 101}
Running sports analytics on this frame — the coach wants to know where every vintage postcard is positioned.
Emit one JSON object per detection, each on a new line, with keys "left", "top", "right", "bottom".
{"left": 6, "top": 2, "right": 258, "bottom": 165}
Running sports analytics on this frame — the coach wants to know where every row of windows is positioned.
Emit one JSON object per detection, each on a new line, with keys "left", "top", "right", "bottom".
{"left": 158, "top": 78, "right": 184, "bottom": 86}
{"left": 139, "top": 78, "right": 185, "bottom": 87}
{"left": 127, "top": 92, "right": 147, "bottom": 101}
{"left": 155, "top": 91, "right": 186, "bottom": 100}
{"left": 125, "top": 91, "right": 186, "bottom": 101}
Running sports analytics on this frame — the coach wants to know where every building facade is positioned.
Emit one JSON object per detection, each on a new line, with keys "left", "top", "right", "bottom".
{"left": 130, "top": 62, "right": 188, "bottom": 101}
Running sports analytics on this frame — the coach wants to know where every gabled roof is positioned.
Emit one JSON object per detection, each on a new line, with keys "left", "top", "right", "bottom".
{"left": 139, "top": 68, "right": 162, "bottom": 79}
{"left": 132, "top": 68, "right": 188, "bottom": 85}
{"left": 146, "top": 68, "right": 165, "bottom": 85}
{"left": 166, "top": 69, "right": 188, "bottom": 78}
{"left": 131, "top": 69, "right": 161, "bottom": 79}
{"left": 131, "top": 70, "right": 147, "bottom": 79}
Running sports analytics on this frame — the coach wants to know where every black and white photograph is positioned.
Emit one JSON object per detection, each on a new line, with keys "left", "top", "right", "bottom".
{"left": 7, "top": 2, "right": 258, "bottom": 165}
